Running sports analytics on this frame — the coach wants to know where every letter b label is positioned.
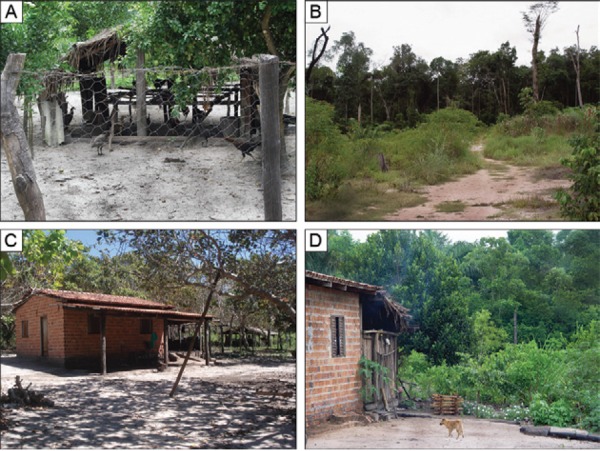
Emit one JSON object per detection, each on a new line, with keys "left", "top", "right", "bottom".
{"left": 306, "top": 1, "right": 328, "bottom": 24}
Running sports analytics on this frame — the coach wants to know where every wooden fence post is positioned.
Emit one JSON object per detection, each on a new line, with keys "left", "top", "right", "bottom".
{"left": 258, "top": 55, "right": 282, "bottom": 221}
{"left": 136, "top": 49, "right": 147, "bottom": 137}
{"left": 0, "top": 53, "right": 46, "bottom": 220}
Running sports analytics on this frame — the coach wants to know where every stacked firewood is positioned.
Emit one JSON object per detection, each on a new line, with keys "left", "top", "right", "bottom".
{"left": 0, "top": 376, "right": 54, "bottom": 408}
{"left": 431, "top": 394, "right": 463, "bottom": 415}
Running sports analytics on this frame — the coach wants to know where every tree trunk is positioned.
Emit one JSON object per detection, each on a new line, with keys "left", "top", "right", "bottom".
{"left": 573, "top": 25, "right": 584, "bottom": 108}
{"left": 513, "top": 307, "right": 518, "bottom": 345}
{"left": 0, "top": 53, "right": 46, "bottom": 220}
{"left": 531, "top": 16, "right": 541, "bottom": 102}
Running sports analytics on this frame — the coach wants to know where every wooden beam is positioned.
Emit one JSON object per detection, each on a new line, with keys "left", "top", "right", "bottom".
{"left": 163, "top": 319, "right": 169, "bottom": 365}
{"left": 204, "top": 321, "right": 210, "bottom": 365}
{"left": 100, "top": 311, "right": 107, "bottom": 375}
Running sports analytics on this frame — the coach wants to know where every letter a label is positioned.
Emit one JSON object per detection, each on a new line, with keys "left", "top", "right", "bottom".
{"left": 1, "top": 2, "right": 23, "bottom": 23}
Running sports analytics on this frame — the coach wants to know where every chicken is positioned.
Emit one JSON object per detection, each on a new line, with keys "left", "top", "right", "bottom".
{"left": 91, "top": 132, "right": 109, "bottom": 156}
{"left": 63, "top": 107, "right": 75, "bottom": 128}
{"left": 223, "top": 136, "right": 261, "bottom": 160}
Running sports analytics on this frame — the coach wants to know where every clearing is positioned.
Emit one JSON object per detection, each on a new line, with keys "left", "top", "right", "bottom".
{"left": 0, "top": 354, "right": 296, "bottom": 449}
{"left": 1, "top": 98, "right": 296, "bottom": 221}
{"left": 384, "top": 143, "right": 570, "bottom": 221}
{"left": 307, "top": 416, "right": 598, "bottom": 449}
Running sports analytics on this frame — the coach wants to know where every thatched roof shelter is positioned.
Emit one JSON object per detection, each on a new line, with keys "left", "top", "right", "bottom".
{"left": 65, "top": 28, "right": 127, "bottom": 73}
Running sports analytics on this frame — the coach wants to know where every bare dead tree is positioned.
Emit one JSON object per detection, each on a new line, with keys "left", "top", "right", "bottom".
{"left": 522, "top": 1, "right": 559, "bottom": 102}
{"left": 570, "top": 25, "right": 584, "bottom": 107}
{"left": 306, "top": 26, "right": 331, "bottom": 87}
{"left": 0, "top": 53, "right": 46, "bottom": 220}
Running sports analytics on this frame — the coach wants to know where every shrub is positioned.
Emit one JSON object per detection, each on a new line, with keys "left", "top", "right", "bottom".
{"left": 556, "top": 126, "right": 600, "bottom": 220}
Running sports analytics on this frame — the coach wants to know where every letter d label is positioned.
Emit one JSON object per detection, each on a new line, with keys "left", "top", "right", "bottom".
{"left": 306, "top": 230, "right": 327, "bottom": 252}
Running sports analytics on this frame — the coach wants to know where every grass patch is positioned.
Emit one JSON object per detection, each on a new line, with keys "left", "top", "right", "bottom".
{"left": 490, "top": 194, "right": 562, "bottom": 220}
{"left": 435, "top": 200, "right": 466, "bottom": 213}
{"left": 305, "top": 178, "right": 426, "bottom": 221}
{"left": 483, "top": 133, "right": 572, "bottom": 167}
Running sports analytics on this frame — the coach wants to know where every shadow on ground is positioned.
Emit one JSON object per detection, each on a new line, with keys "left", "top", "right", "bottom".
{"left": 1, "top": 358, "right": 295, "bottom": 449}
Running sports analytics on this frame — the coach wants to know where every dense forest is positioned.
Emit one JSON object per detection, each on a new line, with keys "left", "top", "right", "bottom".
{"left": 306, "top": 2, "right": 599, "bottom": 220}
{"left": 0, "top": 230, "right": 296, "bottom": 353}
{"left": 307, "top": 31, "right": 599, "bottom": 127}
{"left": 307, "top": 229, "right": 599, "bottom": 431}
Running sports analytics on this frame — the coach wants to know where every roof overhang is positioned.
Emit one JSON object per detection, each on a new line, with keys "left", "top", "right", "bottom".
{"left": 62, "top": 303, "right": 212, "bottom": 323}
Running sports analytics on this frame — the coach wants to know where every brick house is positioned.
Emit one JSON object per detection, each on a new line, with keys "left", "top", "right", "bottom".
{"left": 14, "top": 288, "right": 211, "bottom": 373}
{"left": 305, "top": 271, "right": 410, "bottom": 428}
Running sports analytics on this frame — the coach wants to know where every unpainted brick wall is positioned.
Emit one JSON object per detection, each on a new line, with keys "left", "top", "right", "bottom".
{"left": 15, "top": 295, "right": 66, "bottom": 361}
{"left": 15, "top": 295, "right": 165, "bottom": 368}
{"left": 63, "top": 309, "right": 165, "bottom": 364}
{"left": 305, "top": 284, "right": 363, "bottom": 428}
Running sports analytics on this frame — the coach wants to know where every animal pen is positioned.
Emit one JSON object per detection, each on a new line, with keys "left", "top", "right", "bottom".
{"left": 3, "top": 29, "right": 296, "bottom": 220}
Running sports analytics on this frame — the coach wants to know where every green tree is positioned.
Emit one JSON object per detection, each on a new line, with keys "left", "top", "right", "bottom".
{"left": 330, "top": 31, "right": 373, "bottom": 125}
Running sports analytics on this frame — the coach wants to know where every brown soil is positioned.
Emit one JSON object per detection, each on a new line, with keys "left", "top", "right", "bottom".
{"left": 384, "top": 144, "right": 570, "bottom": 221}
{"left": 1, "top": 97, "right": 296, "bottom": 221}
{"left": 0, "top": 354, "right": 295, "bottom": 448}
{"left": 307, "top": 416, "right": 598, "bottom": 449}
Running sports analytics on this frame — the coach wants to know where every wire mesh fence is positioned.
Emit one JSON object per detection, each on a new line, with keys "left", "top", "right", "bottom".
{"left": 23, "top": 61, "right": 295, "bottom": 154}
{"left": 3, "top": 57, "right": 296, "bottom": 221}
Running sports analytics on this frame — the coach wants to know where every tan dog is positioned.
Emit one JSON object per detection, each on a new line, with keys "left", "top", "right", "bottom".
{"left": 440, "top": 418, "right": 464, "bottom": 439}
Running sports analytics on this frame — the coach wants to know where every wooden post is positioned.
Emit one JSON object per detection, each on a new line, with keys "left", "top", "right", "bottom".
{"left": 204, "top": 321, "right": 211, "bottom": 365}
{"left": 100, "top": 312, "right": 107, "bottom": 375}
{"left": 258, "top": 54, "right": 282, "bottom": 221}
{"left": 170, "top": 319, "right": 202, "bottom": 397}
{"left": 163, "top": 319, "right": 169, "bottom": 365}
{"left": 0, "top": 53, "right": 46, "bottom": 220}
{"left": 136, "top": 49, "right": 147, "bottom": 137}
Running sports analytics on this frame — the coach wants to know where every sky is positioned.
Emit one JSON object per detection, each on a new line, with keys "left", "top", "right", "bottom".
{"left": 306, "top": 1, "right": 599, "bottom": 69}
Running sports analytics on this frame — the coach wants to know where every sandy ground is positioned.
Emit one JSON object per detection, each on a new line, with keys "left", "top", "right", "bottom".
{"left": 0, "top": 354, "right": 296, "bottom": 448}
{"left": 307, "top": 416, "right": 598, "bottom": 449}
{"left": 1, "top": 95, "right": 296, "bottom": 222}
{"left": 385, "top": 144, "right": 570, "bottom": 221}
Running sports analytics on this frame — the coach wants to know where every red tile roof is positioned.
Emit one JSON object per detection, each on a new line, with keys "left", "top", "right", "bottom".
{"left": 26, "top": 288, "right": 173, "bottom": 310}
{"left": 305, "top": 270, "right": 382, "bottom": 293}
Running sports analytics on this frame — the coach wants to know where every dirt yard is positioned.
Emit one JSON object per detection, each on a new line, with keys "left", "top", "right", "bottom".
{"left": 384, "top": 143, "right": 570, "bottom": 221}
{"left": 0, "top": 354, "right": 296, "bottom": 449}
{"left": 307, "top": 416, "right": 598, "bottom": 449}
{"left": 1, "top": 97, "right": 296, "bottom": 221}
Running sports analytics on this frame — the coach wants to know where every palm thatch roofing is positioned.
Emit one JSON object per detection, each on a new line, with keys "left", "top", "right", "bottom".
{"left": 65, "top": 28, "right": 127, "bottom": 73}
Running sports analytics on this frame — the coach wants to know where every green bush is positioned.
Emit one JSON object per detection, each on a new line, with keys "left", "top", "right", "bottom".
{"left": 556, "top": 120, "right": 600, "bottom": 220}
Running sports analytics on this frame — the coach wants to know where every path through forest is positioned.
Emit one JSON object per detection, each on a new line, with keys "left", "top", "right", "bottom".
{"left": 384, "top": 143, "right": 570, "bottom": 221}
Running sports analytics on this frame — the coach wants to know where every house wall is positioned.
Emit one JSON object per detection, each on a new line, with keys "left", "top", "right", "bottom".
{"left": 15, "top": 295, "right": 165, "bottom": 370}
{"left": 63, "top": 309, "right": 165, "bottom": 370}
{"left": 15, "top": 295, "right": 66, "bottom": 364}
{"left": 305, "top": 284, "right": 363, "bottom": 428}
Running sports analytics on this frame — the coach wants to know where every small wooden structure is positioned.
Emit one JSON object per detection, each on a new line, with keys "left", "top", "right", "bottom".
{"left": 432, "top": 394, "right": 464, "bottom": 415}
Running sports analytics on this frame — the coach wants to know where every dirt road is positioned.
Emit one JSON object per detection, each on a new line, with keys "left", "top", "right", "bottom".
{"left": 385, "top": 144, "right": 570, "bottom": 220}
{"left": 307, "top": 416, "right": 598, "bottom": 449}
{"left": 1, "top": 355, "right": 296, "bottom": 448}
